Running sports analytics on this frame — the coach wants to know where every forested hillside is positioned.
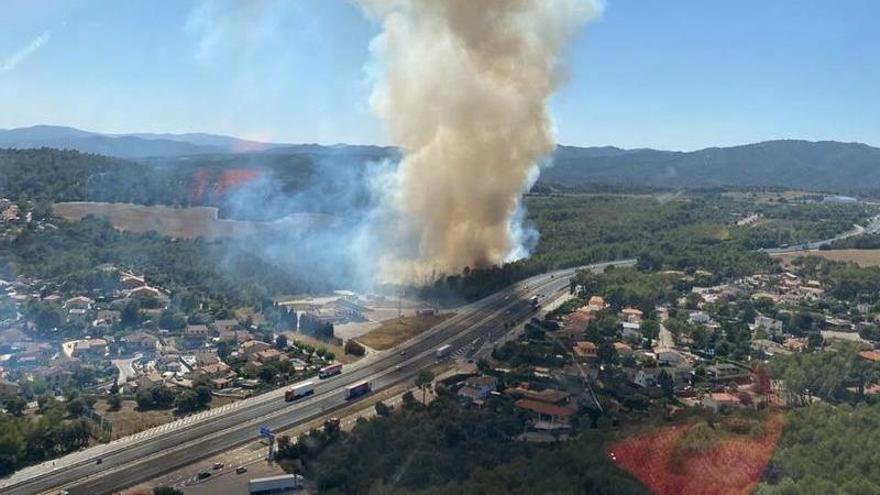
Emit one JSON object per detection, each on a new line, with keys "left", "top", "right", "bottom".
{"left": 543, "top": 140, "right": 880, "bottom": 193}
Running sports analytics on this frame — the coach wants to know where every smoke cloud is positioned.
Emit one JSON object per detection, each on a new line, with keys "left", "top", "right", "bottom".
{"left": 360, "top": 0, "right": 600, "bottom": 283}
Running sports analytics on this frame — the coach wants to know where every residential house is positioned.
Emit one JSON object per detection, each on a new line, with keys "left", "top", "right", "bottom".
{"left": 689, "top": 311, "right": 711, "bottom": 324}
{"left": 706, "top": 363, "right": 750, "bottom": 383}
{"left": 613, "top": 341, "right": 633, "bottom": 356}
{"left": 94, "top": 310, "right": 121, "bottom": 327}
{"left": 212, "top": 319, "right": 240, "bottom": 333}
{"left": 0, "top": 380, "right": 21, "bottom": 396}
{"left": 129, "top": 285, "right": 164, "bottom": 300}
{"left": 754, "top": 315, "right": 784, "bottom": 336}
{"left": 620, "top": 307, "right": 644, "bottom": 323}
{"left": 621, "top": 321, "right": 641, "bottom": 340}
{"left": 194, "top": 350, "right": 221, "bottom": 367}
{"left": 240, "top": 340, "right": 272, "bottom": 358}
{"left": 458, "top": 375, "right": 498, "bottom": 402}
{"left": 823, "top": 317, "right": 854, "bottom": 332}
{"left": 62, "top": 338, "right": 108, "bottom": 359}
{"left": 210, "top": 377, "right": 234, "bottom": 390}
{"left": 64, "top": 296, "right": 94, "bottom": 310}
{"left": 634, "top": 368, "right": 662, "bottom": 388}
{"left": 656, "top": 349, "right": 685, "bottom": 365}
{"left": 858, "top": 350, "right": 880, "bottom": 363}
{"left": 120, "top": 274, "right": 146, "bottom": 289}
{"left": 123, "top": 332, "right": 159, "bottom": 352}
{"left": 702, "top": 392, "right": 741, "bottom": 413}
{"left": 587, "top": 296, "right": 606, "bottom": 310}
{"left": 184, "top": 325, "right": 212, "bottom": 342}
{"left": 218, "top": 329, "right": 253, "bottom": 344}
{"left": 572, "top": 341, "right": 597, "bottom": 360}
{"left": 514, "top": 399, "right": 576, "bottom": 428}
{"left": 195, "top": 362, "right": 234, "bottom": 379}
{"left": 253, "top": 349, "right": 283, "bottom": 364}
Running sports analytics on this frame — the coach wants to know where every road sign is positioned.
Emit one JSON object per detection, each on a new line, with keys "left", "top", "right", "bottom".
{"left": 259, "top": 426, "right": 273, "bottom": 438}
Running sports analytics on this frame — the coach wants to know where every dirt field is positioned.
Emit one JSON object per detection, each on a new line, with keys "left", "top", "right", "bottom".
{"left": 53, "top": 201, "right": 331, "bottom": 239}
{"left": 776, "top": 249, "right": 880, "bottom": 267}
{"left": 609, "top": 414, "right": 783, "bottom": 495}
{"left": 357, "top": 313, "right": 454, "bottom": 351}
{"left": 94, "top": 399, "right": 176, "bottom": 440}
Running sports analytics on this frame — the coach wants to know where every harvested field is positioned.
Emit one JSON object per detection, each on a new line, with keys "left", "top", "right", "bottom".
{"left": 609, "top": 414, "right": 783, "bottom": 495}
{"left": 94, "top": 399, "right": 175, "bottom": 440}
{"left": 357, "top": 313, "right": 454, "bottom": 351}
{"left": 53, "top": 201, "right": 332, "bottom": 239}
{"left": 776, "top": 249, "right": 880, "bottom": 267}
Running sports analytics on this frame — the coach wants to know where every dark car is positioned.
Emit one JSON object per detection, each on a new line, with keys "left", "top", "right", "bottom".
{"left": 236, "top": 466, "right": 248, "bottom": 474}
{"left": 197, "top": 471, "right": 211, "bottom": 480}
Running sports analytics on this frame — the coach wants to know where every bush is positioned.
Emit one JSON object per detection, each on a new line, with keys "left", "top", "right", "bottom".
{"left": 344, "top": 340, "right": 366, "bottom": 356}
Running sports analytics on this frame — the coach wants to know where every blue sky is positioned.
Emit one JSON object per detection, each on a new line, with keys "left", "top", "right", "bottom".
{"left": 0, "top": 0, "right": 876, "bottom": 150}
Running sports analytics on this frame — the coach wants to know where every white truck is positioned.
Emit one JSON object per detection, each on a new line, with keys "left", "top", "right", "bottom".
{"left": 248, "top": 474, "right": 303, "bottom": 494}
{"left": 436, "top": 344, "right": 452, "bottom": 359}
{"left": 284, "top": 380, "right": 314, "bottom": 401}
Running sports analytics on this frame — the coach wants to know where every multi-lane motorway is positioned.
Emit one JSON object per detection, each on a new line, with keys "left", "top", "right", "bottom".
{"left": 1, "top": 259, "right": 634, "bottom": 495}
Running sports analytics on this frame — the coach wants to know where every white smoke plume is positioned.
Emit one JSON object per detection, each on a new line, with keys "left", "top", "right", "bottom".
{"left": 359, "top": 0, "right": 600, "bottom": 283}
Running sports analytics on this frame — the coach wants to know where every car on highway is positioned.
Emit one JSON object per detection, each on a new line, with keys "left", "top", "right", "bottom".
{"left": 197, "top": 471, "right": 211, "bottom": 480}
{"left": 236, "top": 466, "right": 248, "bottom": 474}
{"left": 96, "top": 458, "right": 102, "bottom": 465}
{"left": 399, "top": 350, "right": 406, "bottom": 356}
{"left": 213, "top": 462, "right": 224, "bottom": 470}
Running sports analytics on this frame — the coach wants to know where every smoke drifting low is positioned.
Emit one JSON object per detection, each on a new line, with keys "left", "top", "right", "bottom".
{"left": 360, "top": 0, "right": 600, "bottom": 283}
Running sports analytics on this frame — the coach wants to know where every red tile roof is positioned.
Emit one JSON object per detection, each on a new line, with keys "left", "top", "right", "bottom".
{"left": 858, "top": 351, "right": 880, "bottom": 362}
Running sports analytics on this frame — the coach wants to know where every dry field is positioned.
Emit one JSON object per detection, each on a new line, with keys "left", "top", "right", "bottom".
{"left": 357, "top": 313, "right": 454, "bottom": 351}
{"left": 53, "top": 201, "right": 331, "bottom": 239}
{"left": 776, "top": 249, "right": 880, "bottom": 267}
{"left": 94, "top": 399, "right": 176, "bottom": 440}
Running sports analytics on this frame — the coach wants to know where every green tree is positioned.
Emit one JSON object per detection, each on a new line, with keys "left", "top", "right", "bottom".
{"left": 108, "top": 394, "right": 122, "bottom": 411}
{"left": 415, "top": 370, "right": 435, "bottom": 404}
{"left": 658, "top": 369, "right": 675, "bottom": 399}
{"left": 2, "top": 396, "right": 27, "bottom": 417}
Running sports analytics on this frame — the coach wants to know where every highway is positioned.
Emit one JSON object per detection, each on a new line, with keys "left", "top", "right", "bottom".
{"left": 763, "top": 214, "right": 880, "bottom": 255}
{"left": 1, "top": 259, "right": 634, "bottom": 495}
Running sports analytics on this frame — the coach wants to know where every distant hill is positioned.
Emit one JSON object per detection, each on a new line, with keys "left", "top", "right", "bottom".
{"left": 543, "top": 140, "right": 880, "bottom": 193}
{"left": 0, "top": 125, "right": 290, "bottom": 158}
{"left": 1, "top": 126, "right": 877, "bottom": 193}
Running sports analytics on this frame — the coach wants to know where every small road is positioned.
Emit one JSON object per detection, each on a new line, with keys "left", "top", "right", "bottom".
{"left": 763, "top": 214, "right": 880, "bottom": 255}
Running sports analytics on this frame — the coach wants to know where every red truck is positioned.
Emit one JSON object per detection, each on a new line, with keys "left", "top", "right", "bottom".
{"left": 318, "top": 363, "right": 342, "bottom": 379}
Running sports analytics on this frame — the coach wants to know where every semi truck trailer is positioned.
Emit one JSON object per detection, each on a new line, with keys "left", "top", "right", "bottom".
{"left": 344, "top": 381, "right": 371, "bottom": 400}
{"left": 284, "top": 380, "right": 314, "bottom": 401}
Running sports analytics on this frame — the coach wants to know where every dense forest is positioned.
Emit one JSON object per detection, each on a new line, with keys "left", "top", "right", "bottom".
{"left": 0, "top": 216, "right": 330, "bottom": 306}
{"left": 308, "top": 394, "right": 647, "bottom": 495}
{"left": 0, "top": 148, "right": 377, "bottom": 220}
{"left": 757, "top": 402, "right": 880, "bottom": 494}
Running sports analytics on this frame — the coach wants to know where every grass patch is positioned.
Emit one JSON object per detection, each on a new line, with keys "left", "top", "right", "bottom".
{"left": 777, "top": 249, "right": 880, "bottom": 267}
